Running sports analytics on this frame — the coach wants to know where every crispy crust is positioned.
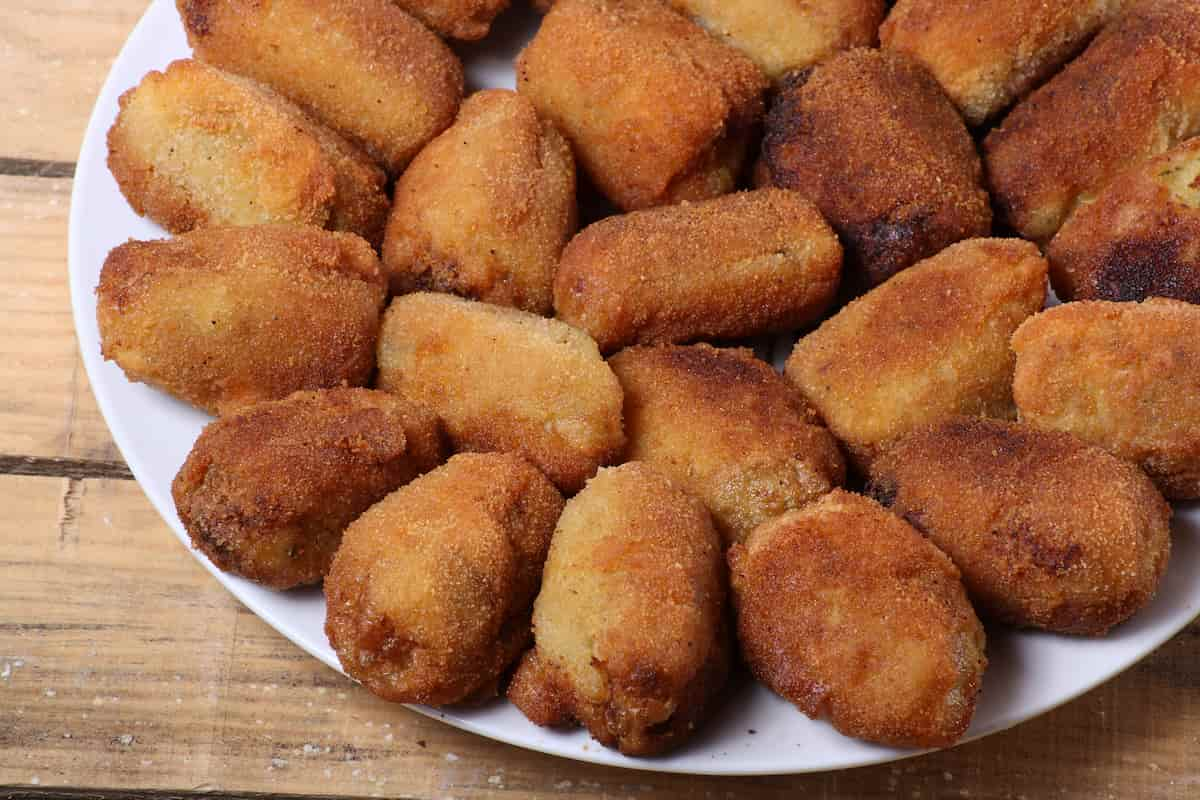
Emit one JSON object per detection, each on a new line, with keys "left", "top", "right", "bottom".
{"left": 868, "top": 418, "right": 1172, "bottom": 635}
{"left": 382, "top": 89, "right": 576, "bottom": 312}
{"left": 784, "top": 238, "right": 1047, "bottom": 472}
{"left": 171, "top": 388, "right": 445, "bottom": 589}
{"left": 666, "top": 0, "right": 884, "bottom": 81}
{"left": 180, "top": 0, "right": 463, "bottom": 175}
{"left": 375, "top": 293, "right": 624, "bottom": 492}
{"left": 983, "top": 0, "right": 1200, "bottom": 243}
{"left": 1048, "top": 136, "right": 1200, "bottom": 303}
{"left": 96, "top": 224, "right": 386, "bottom": 416}
{"left": 609, "top": 344, "right": 845, "bottom": 546}
{"left": 728, "top": 490, "right": 986, "bottom": 748}
{"left": 516, "top": 0, "right": 767, "bottom": 211}
{"left": 538, "top": 0, "right": 884, "bottom": 76}
{"left": 507, "top": 463, "right": 728, "bottom": 756}
{"left": 881, "top": 0, "right": 1127, "bottom": 125}
{"left": 106, "top": 59, "right": 388, "bottom": 243}
{"left": 1012, "top": 299, "right": 1200, "bottom": 500}
{"left": 553, "top": 188, "right": 842, "bottom": 352}
{"left": 760, "top": 48, "right": 991, "bottom": 292}
{"left": 324, "top": 453, "right": 564, "bottom": 705}
{"left": 389, "top": 0, "right": 510, "bottom": 39}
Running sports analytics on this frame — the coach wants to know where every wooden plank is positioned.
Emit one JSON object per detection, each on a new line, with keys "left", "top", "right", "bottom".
{"left": 1, "top": 474, "right": 1197, "bottom": 798}
{"left": 0, "top": 176, "right": 121, "bottom": 465}
{"left": 1, "top": 0, "right": 147, "bottom": 164}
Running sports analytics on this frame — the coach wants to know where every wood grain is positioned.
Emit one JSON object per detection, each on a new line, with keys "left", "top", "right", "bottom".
{"left": 0, "top": 176, "right": 121, "bottom": 465}
{"left": 1, "top": 475, "right": 1197, "bottom": 798}
{"left": 1, "top": 0, "right": 146, "bottom": 164}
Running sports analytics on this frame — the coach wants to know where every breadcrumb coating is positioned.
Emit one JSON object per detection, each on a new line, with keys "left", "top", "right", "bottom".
{"left": 729, "top": 490, "right": 986, "bottom": 748}
{"left": 760, "top": 48, "right": 991, "bottom": 291}
{"left": 882, "top": 0, "right": 1127, "bottom": 125}
{"left": 1048, "top": 136, "right": 1200, "bottom": 303}
{"left": 325, "top": 453, "right": 564, "bottom": 705}
{"left": 107, "top": 59, "right": 388, "bottom": 243}
{"left": 383, "top": 89, "right": 576, "bottom": 313}
{"left": 667, "top": 0, "right": 884, "bottom": 81}
{"left": 376, "top": 293, "right": 624, "bottom": 492}
{"left": 610, "top": 344, "right": 845, "bottom": 546}
{"left": 389, "top": 0, "right": 510, "bottom": 39}
{"left": 97, "top": 224, "right": 386, "bottom": 416}
{"left": 785, "top": 238, "right": 1047, "bottom": 472}
{"left": 172, "top": 388, "right": 445, "bottom": 589}
{"left": 868, "top": 418, "right": 1171, "bottom": 636}
{"left": 517, "top": 0, "right": 767, "bottom": 211}
{"left": 1012, "top": 299, "right": 1200, "bottom": 500}
{"left": 508, "top": 463, "right": 728, "bottom": 755}
{"left": 179, "top": 0, "right": 463, "bottom": 175}
{"left": 554, "top": 189, "right": 842, "bottom": 352}
{"left": 984, "top": 0, "right": 1200, "bottom": 242}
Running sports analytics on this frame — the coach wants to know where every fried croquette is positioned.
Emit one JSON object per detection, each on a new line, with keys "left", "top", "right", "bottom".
{"left": 516, "top": 0, "right": 767, "bottom": 211}
{"left": 984, "top": 0, "right": 1200, "bottom": 243}
{"left": 664, "top": 0, "right": 885, "bottom": 81}
{"left": 179, "top": 0, "right": 463, "bottom": 175}
{"left": 1012, "top": 299, "right": 1200, "bottom": 500}
{"left": 728, "top": 490, "right": 986, "bottom": 747}
{"left": 784, "top": 238, "right": 1047, "bottom": 472}
{"left": 388, "top": 0, "right": 509, "bottom": 39}
{"left": 868, "top": 418, "right": 1172, "bottom": 635}
{"left": 97, "top": 225, "right": 386, "bottom": 416}
{"left": 507, "top": 463, "right": 728, "bottom": 755}
{"left": 375, "top": 293, "right": 624, "bottom": 492}
{"left": 1048, "top": 136, "right": 1200, "bottom": 303}
{"left": 553, "top": 189, "right": 842, "bottom": 352}
{"left": 324, "top": 452, "right": 564, "bottom": 705}
{"left": 609, "top": 344, "right": 845, "bottom": 546}
{"left": 382, "top": 89, "right": 576, "bottom": 312}
{"left": 172, "top": 388, "right": 445, "bottom": 589}
{"left": 107, "top": 59, "right": 389, "bottom": 243}
{"left": 759, "top": 48, "right": 991, "bottom": 292}
{"left": 881, "top": 0, "right": 1128, "bottom": 126}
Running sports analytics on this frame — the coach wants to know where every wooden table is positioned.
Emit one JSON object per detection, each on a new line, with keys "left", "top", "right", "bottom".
{"left": 2, "top": 2, "right": 1198, "bottom": 798}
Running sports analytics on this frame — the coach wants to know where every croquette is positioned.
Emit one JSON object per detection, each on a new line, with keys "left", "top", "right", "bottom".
{"left": 1012, "top": 299, "right": 1200, "bottom": 500}
{"left": 728, "top": 490, "right": 986, "bottom": 748}
{"left": 507, "top": 463, "right": 727, "bottom": 755}
{"left": 759, "top": 48, "right": 991, "bottom": 292}
{"left": 868, "top": 418, "right": 1172, "bottom": 635}
{"left": 382, "top": 89, "right": 576, "bottom": 312}
{"left": 107, "top": 59, "right": 389, "bottom": 243}
{"left": 665, "top": 0, "right": 885, "bottom": 81}
{"left": 984, "top": 0, "right": 1200, "bottom": 243}
{"left": 554, "top": 189, "right": 842, "bottom": 352}
{"left": 609, "top": 344, "right": 845, "bottom": 546}
{"left": 1048, "top": 136, "right": 1200, "bottom": 303}
{"left": 375, "top": 293, "right": 624, "bottom": 492}
{"left": 179, "top": 0, "right": 463, "bottom": 175}
{"left": 96, "top": 225, "right": 386, "bottom": 416}
{"left": 172, "top": 388, "right": 445, "bottom": 589}
{"left": 389, "top": 0, "right": 510, "bottom": 39}
{"left": 516, "top": 0, "right": 767, "bottom": 211}
{"left": 881, "top": 0, "right": 1128, "bottom": 125}
{"left": 324, "top": 453, "right": 564, "bottom": 705}
{"left": 785, "top": 238, "right": 1047, "bottom": 472}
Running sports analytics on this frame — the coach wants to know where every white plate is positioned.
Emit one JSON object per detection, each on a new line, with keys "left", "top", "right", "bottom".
{"left": 67, "top": 0, "right": 1200, "bottom": 776}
